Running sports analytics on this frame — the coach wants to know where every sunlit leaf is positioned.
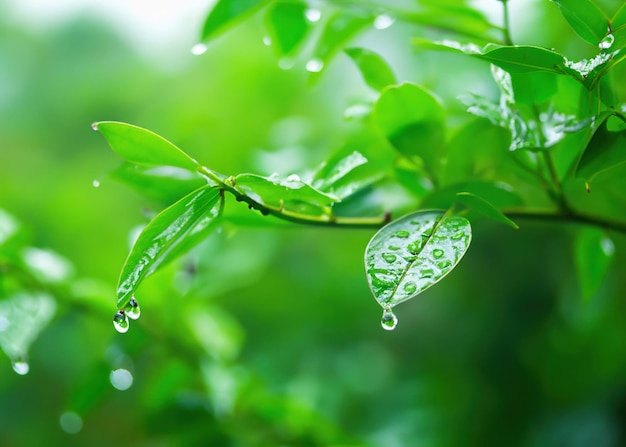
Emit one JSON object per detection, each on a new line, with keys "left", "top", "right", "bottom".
{"left": 116, "top": 185, "right": 222, "bottom": 309}
{"left": 551, "top": 0, "right": 608, "bottom": 46}
{"left": 94, "top": 121, "right": 200, "bottom": 171}
{"left": 373, "top": 83, "right": 445, "bottom": 176}
{"left": 576, "top": 119, "right": 626, "bottom": 185}
{"left": 575, "top": 227, "right": 614, "bottom": 301}
{"left": 345, "top": 47, "right": 396, "bottom": 92}
{"left": 365, "top": 210, "right": 471, "bottom": 308}
{"left": 312, "top": 150, "right": 368, "bottom": 196}
{"left": 201, "top": 0, "right": 269, "bottom": 41}
{"left": 265, "top": 1, "right": 310, "bottom": 56}
{"left": 455, "top": 192, "right": 519, "bottom": 229}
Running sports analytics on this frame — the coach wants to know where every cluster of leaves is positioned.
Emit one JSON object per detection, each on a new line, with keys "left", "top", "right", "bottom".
{"left": 95, "top": 0, "right": 626, "bottom": 332}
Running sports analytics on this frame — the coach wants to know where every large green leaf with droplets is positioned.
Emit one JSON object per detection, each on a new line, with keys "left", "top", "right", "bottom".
{"left": 116, "top": 185, "right": 222, "bottom": 309}
{"left": 551, "top": 0, "right": 608, "bottom": 47}
{"left": 365, "top": 211, "right": 471, "bottom": 308}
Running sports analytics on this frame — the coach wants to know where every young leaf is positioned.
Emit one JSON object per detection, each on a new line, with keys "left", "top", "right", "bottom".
{"left": 575, "top": 227, "right": 614, "bottom": 301}
{"left": 576, "top": 119, "right": 626, "bottom": 186}
{"left": 116, "top": 185, "right": 222, "bottom": 309}
{"left": 312, "top": 150, "right": 368, "bottom": 194}
{"left": 201, "top": 0, "right": 269, "bottom": 41}
{"left": 365, "top": 210, "right": 471, "bottom": 308}
{"left": 455, "top": 192, "right": 519, "bottom": 229}
{"left": 551, "top": 0, "right": 609, "bottom": 47}
{"left": 94, "top": 121, "right": 200, "bottom": 171}
{"left": 265, "top": 1, "right": 310, "bottom": 57}
{"left": 421, "top": 181, "right": 523, "bottom": 210}
{"left": 345, "top": 47, "right": 397, "bottom": 92}
{"left": 373, "top": 83, "right": 445, "bottom": 177}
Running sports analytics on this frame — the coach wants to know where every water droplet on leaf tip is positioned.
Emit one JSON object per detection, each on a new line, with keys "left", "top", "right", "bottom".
{"left": 12, "top": 360, "right": 29, "bottom": 375}
{"left": 381, "top": 308, "right": 398, "bottom": 331}
{"left": 599, "top": 34, "right": 614, "bottom": 50}
{"left": 113, "top": 310, "right": 130, "bottom": 333}
{"left": 191, "top": 43, "right": 208, "bottom": 55}
{"left": 305, "top": 8, "right": 321, "bottom": 22}
{"left": 92, "top": 179, "right": 100, "bottom": 188}
{"left": 91, "top": 123, "right": 98, "bottom": 131}
{"left": 374, "top": 14, "right": 395, "bottom": 30}
{"left": 305, "top": 59, "right": 324, "bottom": 73}
{"left": 125, "top": 296, "right": 141, "bottom": 320}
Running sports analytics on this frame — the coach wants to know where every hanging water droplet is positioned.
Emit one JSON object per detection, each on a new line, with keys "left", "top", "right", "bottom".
{"left": 113, "top": 310, "right": 129, "bottom": 333}
{"left": 191, "top": 43, "right": 208, "bottom": 55}
{"left": 91, "top": 122, "right": 99, "bottom": 131}
{"left": 125, "top": 296, "right": 141, "bottom": 320}
{"left": 110, "top": 368, "right": 134, "bottom": 391}
{"left": 381, "top": 308, "right": 398, "bottom": 331}
{"left": 394, "top": 230, "right": 410, "bottom": 238}
{"left": 12, "top": 359, "right": 30, "bottom": 375}
{"left": 374, "top": 14, "right": 395, "bottom": 30}
{"left": 599, "top": 34, "right": 614, "bottom": 50}
{"left": 432, "top": 248, "right": 444, "bottom": 258}
{"left": 262, "top": 36, "right": 272, "bottom": 46}
{"left": 382, "top": 253, "right": 397, "bottom": 263}
{"left": 305, "top": 8, "right": 321, "bottom": 22}
{"left": 305, "top": 58, "right": 324, "bottom": 73}
{"left": 92, "top": 179, "right": 100, "bottom": 188}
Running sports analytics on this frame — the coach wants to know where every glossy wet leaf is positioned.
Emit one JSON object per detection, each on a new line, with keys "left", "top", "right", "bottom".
{"left": 94, "top": 121, "right": 200, "bottom": 171}
{"left": 365, "top": 211, "right": 471, "bottom": 308}
{"left": 455, "top": 192, "right": 519, "bottom": 229}
{"left": 576, "top": 119, "right": 626, "bottom": 185}
{"left": 312, "top": 150, "right": 369, "bottom": 197}
{"left": 265, "top": 1, "right": 310, "bottom": 56}
{"left": 373, "top": 83, "right": 445, "bottom": 175}
{"left": 116, "top": 185, "right": 222, "bottom": 309}
{"left": 201, "top": 0, "right": 269, "bottom": 40}
{"left": 345, "top": 47, "right": 396, "bottom": 92}
{"left": 575, "top": 227, "right": 614, "bottom": 302}
{"left": 234, "top": 173, "right": 340, "bottom": 212}
{"left": 551, "top": 0, "right": 608, "bottom": 47}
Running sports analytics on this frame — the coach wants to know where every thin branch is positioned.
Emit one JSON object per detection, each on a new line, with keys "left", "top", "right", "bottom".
{"left": 500, "top": 0, "right": 514, "bottom": 45}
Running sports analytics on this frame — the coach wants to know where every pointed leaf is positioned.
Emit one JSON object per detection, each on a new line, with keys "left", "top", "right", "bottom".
{"left": 265, "top": 1, "right": 310, "bottom": 56}
{"left": 575, "top": 227, "right": 614, "bottom": 301}
{"left": 551, "top": 0, "right": 609, "bottom": 46}
{"left": 373, "top": 83, "right": 445, "bottom": 175}
{"left": 116, "top": 186, "right": 222, "bottom": 309}
{"left": 455, "top": 192, "right": 519, "bottom": 229}
{"left": 94, "top": 121, "right": 200, "bottom": 171}
{"left": 576, "top": 119, "right": 626, "bottom": 185}
{"left": 345, "top": 47, "right": 397, "bottom": 92}
{"left": 365, "top": 211, "right": 471, "bottom": 308}
{"left": 201, "top": 0, "right": 269, "bottom": 41}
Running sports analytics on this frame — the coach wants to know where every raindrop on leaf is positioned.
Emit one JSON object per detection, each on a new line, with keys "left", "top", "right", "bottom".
{"left": 381, "top": 308, "right": 398, "bottom": 331}
{"left": 599, "top": 34, "right": 614, "bottom": 50}
{"left": 125, "top": 296, "right": 141, "bottom": 321}
{"left": 12, "top": 359, "right": 29, "bottom": 375}
{"left": 374, "top": 14, "right": 395, "bottom": 30}
{"left": 113, "top": 310, "right": 129, "bottom": 333}
{"left": 306, "top": 59, "right": 324, "bottom": 73}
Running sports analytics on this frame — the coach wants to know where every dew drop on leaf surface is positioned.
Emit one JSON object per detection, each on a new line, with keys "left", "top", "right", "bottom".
{"left": 381, "top": 308, "right": 398, "bottom": 331}
{"left": 12, "top": 360, "right": 29, "bottom": 375}
{"left": 125, "top": 296, "right": 141, "bottom": 321}
{"left": 113, "top": 310, "right": 130, "bottom": 333}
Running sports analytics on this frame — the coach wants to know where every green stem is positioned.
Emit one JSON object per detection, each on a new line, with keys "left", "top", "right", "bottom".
{"left": 198, "top": 166, "right": 390, "bottom": 229}
{"left": 503, "top": 208, "right": 626, "bottom": 234}
{"left": 500, "top": 0, "right": 513, "bottom": 45}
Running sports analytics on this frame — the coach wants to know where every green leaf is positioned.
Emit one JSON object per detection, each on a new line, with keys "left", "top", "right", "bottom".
{"left": 575, "top": 227, "right": 614, "bottom": 301}
{"left": 509, "top": 72, "right": 558, "bottom": 104}
{"left": 234, "top": 173, "right": 340, "bottom": 213}
{"left": 345, "top": 47, "right": 397, "bottom": 92}
{"left": 612, "top": 5, "right": 626, "bottom": 49}
{"left": 312, "top": 150, "right": 369, "bottom": 197}
{"left": 455, "top": 192, "right": 519, "bottom": 229}
{"left": 576, "top": 119, "right": 626, "bottom": 185}
{"left": 0, "top": 292, "right": 56, "bottom": 372}
{"left": 201, "top": 0, "right": 269, "bottom": 41}
{"left": 422, "top": 181, "right": 523, "bottom": 210}
{"left": 94, "top": 121, "right": 200, "bottom": 171}
{"left": 551, "top": 0, "right": 609, "bottom": 46}
{"left": 265, "top": 1, "right": 310, "bottom": 57}
{"left": 365, "top": 210, "right": 471, "bottom": 308}
{"left": 110, "top": 163, "right": 209, "bottom": 204}
{"left": 373, "top": 83, "right": 445, "bottom": 176}
{"left": 116, "top": 185, "right": 222, "bottom": 309}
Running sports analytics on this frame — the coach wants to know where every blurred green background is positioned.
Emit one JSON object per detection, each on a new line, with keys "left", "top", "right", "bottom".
{"left": 1, "top": 1, "right": 626, "bottom": 446}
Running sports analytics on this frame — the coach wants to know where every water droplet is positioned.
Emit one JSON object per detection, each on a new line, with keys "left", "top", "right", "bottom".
{"left": 125, "top": 296, "right": 141, "bottom": 320}
{"left": 12, "top": 360, "right": 29, "bottom": 375}
{"left": 601, "top": 237, "right": 615, "bottom": 256}
{"left": 305, "top": 8, "right": 321, "bottom": 22}
{"left": 91, "top": 122, "right": 99, "bottom": 131}
{"left": 403, "top": 282, "right": 417, "bottom": 294}
{"left": 388, "top": 245, "right": 400, "bottom": 251}
{"left": 286, "top": 173, "right": 301, "bottom": 182}
{"left": 599, "top": 34, "right": 614, "bottom": 50}
{"left": 437, "top": 260, "right": 452, "bottom": 269}
{"left": 394, "top": 230, "right": 410, "bottom": 238}
{"left": 451, "top": 230, "right": 466, "bottom": 240}
{"left": 278, "top": 57, "right": 296, "bottom": 70}
{"left": 113, "top": 310, "right": 129, "bottom": 333}
{"left": 408, "top": 241, "right": 422, "bottom": 254}
{"left": 432, "top": 248, "right": 444, "bottom": 258}
{"left": 382, "top": 253, "right": 397, "bottom": 263}
{"left": 59, "top": 412, "right": 83, "bottom": 434}
{"left": 92, "top": 179, "right": 100, "bottom": 188}
{"left": 374, "top": 14, "right": 395, "bottom": 30}
{"left": 262, "top": 36, "right": 272, "bottom": 46}
{"left": 305, "top": 58, "right": 324, "bottom": 73}
{"left": 420, "top": 269, "right": 434, "bottom": 279}
{"left": 110, "top": 368, "right": 133, "bottom": 390}
{"left": 191, "top": 43, "right": 208, "bottom": 55}
{"left": 381, "top": 308, "right": 398, "bottom": 331}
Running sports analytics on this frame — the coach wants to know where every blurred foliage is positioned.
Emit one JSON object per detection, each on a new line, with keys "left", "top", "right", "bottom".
{"left": 1, "top": 1, "right": 626, "bottom": 446}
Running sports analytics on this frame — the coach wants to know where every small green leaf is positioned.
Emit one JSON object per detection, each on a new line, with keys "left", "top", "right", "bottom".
{"left": 94, "top": 121, "right": 200, "bottom": 171}
{"left": 373, "top": 83, "right": 445, "bottom": 176}
{"left": 201, "top": 0, "right": 269, "bottom": 41}
{"left": 234, "top": 173, "right": 340, "bottom": 213}
{"left": 576, "top": 118, "right": 626, "bottom": 185}
{"left": 422, "top": 181, "right": 523, "bottom": 210}
{"left": 455, "top": 192, "right": 519, "bottom": 229}
{"left": 345, "top": 47, "right": 397, "bottom": 91}
{"left": 110, "top": 163, "right": 209, "bottom": 204}
{"left": 365, "top": 210, "right": 471, "bottom": 308}
{"left": 312, "top": 150, "right": 369, "bottom": 196}
{"left": 575, "top": 227, "right": 614, "bottom": 301}
{"left": 265, "top": 1, "right": 310, "bottom": 56}
{"left": 116, "top": 186, "right": 222, "bottom": 309}
{"left": 551, "top": 0, "right": 608, "bottom": 47}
